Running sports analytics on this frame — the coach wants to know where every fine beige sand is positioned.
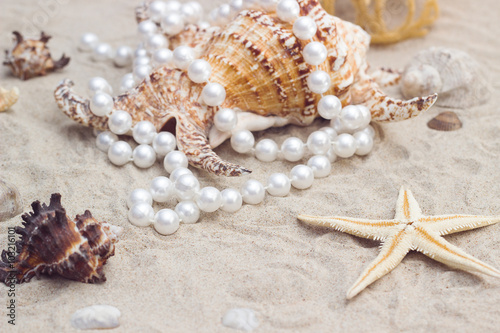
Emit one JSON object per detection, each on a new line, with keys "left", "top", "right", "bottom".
{"left": 1, "top": 0, "right": 499, "bottom": 332}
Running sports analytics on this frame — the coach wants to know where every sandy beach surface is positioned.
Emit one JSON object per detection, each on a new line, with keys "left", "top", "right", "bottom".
{"left": 1, "top": 0, "right": 499, "bottom": 332}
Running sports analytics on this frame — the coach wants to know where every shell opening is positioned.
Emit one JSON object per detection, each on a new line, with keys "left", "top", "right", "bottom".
{"left": 160, "top": 117, "right": 176, "bottom": 137}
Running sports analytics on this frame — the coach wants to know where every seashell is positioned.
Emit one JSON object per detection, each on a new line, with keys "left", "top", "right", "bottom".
{"left": 0, "top": 193, "right": 121, "bottom": 284}
{"left": 55, "top": 0, "right": 437, "bottom": 176}
{"left": 0, "top": 179, "right": 23, "bottom": 222}
{"left": 0, "top": 87, "right": 19, "bottom": 112}
{"left": 222, "top": 308, "right": 259, "bottom": 332}
{"left": 427, "top": 111, "right": 462, "bottom": 132}
{"left": 71, "top": 305, "right": 121, "bottom": 330}
{"left": 401, "top": 47, "right": 491, "bottom": 108}
{"left": 3, "top": 31, "right": 70, "bottom": 80}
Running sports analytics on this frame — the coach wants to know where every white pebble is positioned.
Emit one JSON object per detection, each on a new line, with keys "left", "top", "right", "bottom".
{"left": 71, "top": 305, "right": 121, "bottom": 330}
{"left": 222, "top": 308, "right": 259, "bottom": 332}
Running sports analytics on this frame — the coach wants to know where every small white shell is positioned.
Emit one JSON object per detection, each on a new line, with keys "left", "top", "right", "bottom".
{"left": 0, "top": 87, "right": 19, "bottom": 112}
{"left": 0, "top": 179, "right": 22, "bottom": 222}
{"left": 222, "top": 308, "right": 259, "bottom": 332}
{"left": 70, "top": 305, "right": 121, "bottom": 330}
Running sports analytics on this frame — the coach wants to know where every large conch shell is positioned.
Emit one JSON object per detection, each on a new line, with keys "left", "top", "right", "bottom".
{"left": 54, "top": 0, "right": 437, "bottom": 177}
{"left": 0, "top": 87, "right": 19, "bottom": 112}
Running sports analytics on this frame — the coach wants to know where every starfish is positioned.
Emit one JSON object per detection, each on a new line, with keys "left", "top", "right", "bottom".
{"left": 298, "top": 186, "right": 500, "bottom": 299}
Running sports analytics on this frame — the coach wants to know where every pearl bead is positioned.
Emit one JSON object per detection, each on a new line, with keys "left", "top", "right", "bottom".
{"left": 173, "top": 46, "right": 195, "bottom": 70}
{"left": 114, "top": 46, "right": 133, "bottom": 67}
{"left": 150, "top": 176, "right": 174, "bottom": 202}
{"left": 133, "top": 64, "right": 153, "bottom": 83}
{"left": 188, "top": 59, "right": 212, "bottom": 84}
{"left": 127, "top": 188, "right": 153, "bottom": 209}
{"left": 96, "top": 131, "right": 118, "bottom": 152}
{"left": 109, "top": 110, "right": 132, "bottom": 135}
{"left": 276, "top": 0, "right": 300, "bottom": 22}
{"left": 133, "top": 121, "right": 157, "bottom": 144}
{"left": 152, "top": 48, "right": 173, "bottom": 68}
{"left": 214, "top": 108, "right": 238, "bottom": 132}
{"left": 153, "top": 209, "right": 180, "bottom": 235}
{"left": 361, "top": 125, "right": 376, "bottom": 138}
{"left": 318, "top": 95, "right": 342, "bottom": 119}
{"left": 293, "top": 16, "right": 317, "bottom": 40}
{"left": 90, "top": 92, "right": 113, "bottom": 117}
{"left": 146, "top": 34, "right": 168, "bottom": 52}
{"left": 198, "top": 21, "right": 211, "bottom": 29}
{"left": 290, "top": 165, "right": 314, "bottom": 189}
{"left": 260, "top": 0, "right": 277, "bottom": 11}
{"left": 220, "top": 188, "right": 242, "bottom": 212}
{"left": 230, "top": 130, "right": 255, "bottom": 154}
{"left": 79, "top": 33, "right": 99, "bottom": 52}
{"left": 181, "top": 2, "right": 201, "bottom": 24}
{"left": 202, "top": 83, "right": 226, "bottom": 106}
{"left": 133, "top": 55, "right": 151, "bottom": 67}
{"left": 281, "top": 137, "right": 305, "bottom": 162}
{"left": 307, "top": 130, "right": 331, "bottom": 155}
{"left": 354, "top": 131, "right": 374, "bottom": 156}
{"left": 196, "top": 187, "right": 223, "bottom": 213}
{"left": 357, "top": 105, "right": 372, "bottom": 128}
{"left": 169, "top": 167, "right": 192, "bottom": 183}
{"left": 137, "top": 20, "right": 158, "bottom": 40}
{"left": 128, "top": 203, "right": 154, "bottom": 227}
{"left": 175, "top": 174, "right": 200, "bottom": 201}
{"left": 175, "top": 201, "right": 200, "bottom": 224}
{"left": 108, "top": 141, "right": 132, "bottom": 166}
{"left": 162, "top": 13, "right": 185, "bottom": 36}
{"left": 120, "top": 73, "right": 136, "bottom": 93}
{"left": 241, "top": 179, "right": 265, "bottom": 205}
{"left": 340, "top": 105, "right": 364, "bottom": 130}
{"left": 153, "top": 131, "right": 177, "bottom": 157}
{"left": 319, "top": 126, "right": 338, "bottom": 141}
{"left": 149, "top": 1, "right": 168, "bottom": 21}
{"left": 326, "top": 146, "right": 337, "bottom": 163}
{"left": 88, "top": 77, "right": 112, "bottom": 96}
{"left": 255, "top": 139, "right": 279, "bottom": 162}
{"left": 133, "top": 144, "right": 157, "bottom": 168}
{"left": 303, "top": 42, "right": 328, "bottom": 66}
{"left": 230, "top": 0, "right": 244, "bottom": 13}
{"left": 217, "top": 4, "right": 232, "bottom": 24}
{"left": 307, "top": 155, "right": 331, "bottom": 178}
{"left": 330, "top": 116, "right": 352, "bottom": 134}
{"left": 134, "top": 47, "right": 148, "bottom": 58}
{"left": 163, "top": 150, "right": 188, "bottom": 173}
{"left": 334, "top": 133, "right": 357, "bottom": 158}
{"left": 266, "top": 173, "right": 291, "bottom": 197}
{"left": 92, "top": 43, "right": 113, "bottom": 61}
{"left": 307, "top": 70, "right": 331, "bottom": 94}
{"left": 165, "top": 0, "right": 182, "bottom": 13}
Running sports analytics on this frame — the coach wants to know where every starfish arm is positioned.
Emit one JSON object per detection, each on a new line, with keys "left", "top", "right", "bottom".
{"left": 347, "top": 230, "right": 413, "bottom": 299}
{"left": 394, "top": 186, "right": 422, "bottom": 220}
{"left": 413, "top": 226, "right": 500, "bottom": 278}
{"left": 419, "top": 214, "right": 500, "bottom": 236}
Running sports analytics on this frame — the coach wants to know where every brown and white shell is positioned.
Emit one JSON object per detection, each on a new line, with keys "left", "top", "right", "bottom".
{"left": 0, "top": 179, "right": 23, "bottom": 222}
{"left": 401, "top": 47, "right": 491, "bottom": 108}
{"left": 3, "top": 31, "right": 70, "bottom": 80}
{"left": 0, "top": 87, "right": 19, "bottom": 112}
{"left": 54, "top": 0, "right": 437, "bottom": 176}
{"left": 0, "top": 193, "right": 121, "bottom": 284}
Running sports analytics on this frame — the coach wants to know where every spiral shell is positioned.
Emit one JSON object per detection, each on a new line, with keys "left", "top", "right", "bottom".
{"left": 0, "top": 87, "right": 19, "bottom": 112}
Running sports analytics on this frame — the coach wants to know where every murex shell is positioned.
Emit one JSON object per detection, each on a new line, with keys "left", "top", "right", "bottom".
{"left": 4, "top": 31, "right": 70, "bottom": 80}
{"left": 0, "top": 87, "right": 19, "bottom": 112}
{"left": 0, "top": 179, "right": 23, "bottom": 222}
{"left": 54, "top": 0, "right": 437, "bottom": 176}
{"left": 0, "top": 193, "right": 121, "bottom": 284}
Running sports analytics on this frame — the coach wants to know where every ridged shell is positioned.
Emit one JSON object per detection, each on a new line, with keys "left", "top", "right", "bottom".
{"left": 0, "top": 179, "right": 22, "bottom": 221}
{"left": 0, "top": 87, "right": 19, "bottom": 112}
{"left": 427, "top": 111, "right": 462, "bottom": 132}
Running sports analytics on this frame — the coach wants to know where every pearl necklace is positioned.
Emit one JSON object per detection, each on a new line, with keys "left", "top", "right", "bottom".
{"left": 78, "top": 0, "right": 375, "bottom": 236}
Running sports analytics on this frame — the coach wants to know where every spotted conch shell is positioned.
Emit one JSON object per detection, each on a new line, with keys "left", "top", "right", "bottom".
{"left": 54, "top": 0, "right": 437, "bottom": 176}
{"left": 3, "top": 31, "right": 70, "bottom": 80}
{"left": 0, "top": 87, "right": 19, "bottom": 112}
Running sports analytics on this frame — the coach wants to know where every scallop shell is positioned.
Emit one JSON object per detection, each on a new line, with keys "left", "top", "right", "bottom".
{"left": 427, "top": 111, "right": 462, "bottom": 132}
{"left": 0, "top": 87, "right": 19, "bottom": 112}
{"left": 0, "top": 193, "right": 121, "bottom": 284}
{"left": 0, "top": 179, "right": 23, "bottom": 222}
{"left": 71, "top": 305, "right": 121, "bottom": 330}
{"left": 401, "top": 47, "right": 491, "bottom": 108}
{"left": 222, "top": 308, "right": 259, "bottom": 332}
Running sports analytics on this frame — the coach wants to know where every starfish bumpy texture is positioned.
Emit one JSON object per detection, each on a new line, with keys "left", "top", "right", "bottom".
{"left": 298, "top": 187, "right": 500, "bottom": 299}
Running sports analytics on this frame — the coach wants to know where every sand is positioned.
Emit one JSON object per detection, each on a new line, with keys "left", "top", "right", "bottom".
{"left": 1, "top": 0, "right": 499, "bottom": 332}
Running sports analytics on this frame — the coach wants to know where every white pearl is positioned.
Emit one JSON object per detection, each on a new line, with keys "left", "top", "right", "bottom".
{"left": 293, "top": 16, "right": 317, "bottom": 40}
{"left": 361, "top": 125, "right": 376, "bottom": 138}
{"left": 319, "top": 126, "right": 338, "bottom": 141}
{"left": 146, "top": 34, "right": 168, "bottom": 52}
{"left": 303, "top": 42, "right": 328, "bottom": 66}
{"left": 214, "top": 108, "right": 237, "bottom": 132}
{"left": 281, "top": 137, "right": 305, "bottom": 162}
{"left": 133, "top": 121, "right": 157, "bottom": 144}
{"left": 109, "top": 110, "right": 132, "bottom": 135}
{"left": 307, "top": 70, "right": 331, "bottom": 94}
{"left": 188, "top": 59, "right": 212, "bottom": 83}
{"left": 133, "top": 55, "right": 151, "bottom": 67}
{"left": 90, "top": 92, "right": 113, "bottom": 117}
{"left": 334, "top": 133, "right": 357, "bottom": 158}
{"left": 175, "top": 201, "right": 200, "bottom": 224}
{"left": 163, "top": 150, "right": 188, "bottom": 173}
{"left": 217, "top": 4, "right": 232, "bottom": 24}
{"left": 181, "top": 2, "right": 201, "bottom": 24}
{"left": 202, "top": 83, "right": 226, "bottom": 106}
{"left": 326, "top": 146, "right": 337, "bottom": 163}
{"left": 266, "top": 173, "right": 291, "bottom": 197}
{"left": 120, "top": 73, "right": 136, "bottom": 93}
{"left": 196, "top": 187, "right": 223, "bottom": 212}
{"left": 230, "top": 130, "right": 255, "bottom": 154}
{"left": 240, "top": 179, "right": 265, "bottom": 205}
{"left": 169, "top": 167, "right": 192, "bottom": 183}
{"left": 134, "top": 47, "right": 148, "bottom": 58}
{"left": 198, "top": 21, "right": 211, "bottom": 29}
{"left": 165, "top": 0, "right": 182, "bottom": 13}
{"left": 137, "top": 20, "right": 158, "bottom": 40}
{"left": 127, "top": 188, "right": 153, "bottom": 209}
{"left": 133, "top": 64, "right": 153, "bottom": 83}
{"left": 259, "top": 0, "right": 277, "bottom": 11}
{"left": 88, "top": 77, "right": 112, "bottom": 96}
{"left": 162, "top": 13, "right": 185, "bottom": 36}
{"left": 173, "top": 46, "right": 195, "bottom": 70}
{"left": 340, "top": 105, "right": 364, "bottom": 130}
{"left": 255, "top": 139, "right": 279, "bottom": 162}
{"left": 175, "top": 174, "right": 200, "bottom": 201}
{"left": 79, "top": 33, "right": 99, "bottom": 52}
{"left": 128, "top": 203, "right": 154, "bottom": 227}
{"left": 152, "top": 48, "right": 173, "bottom": 68}
{"left": 150, "top": 176, "right": 174, "bottom": 202}
{"left": 133, "top": 144, "right": 157, "bottom": 168}
{"left": 318, "top": 95, "right": 342, "bottom": 119}
{"left": 92, "top": 43, "right": 113, "bottom": 62}
{"left": 230, "top": 0, "right": 244, "bottom": 13}
{"left": 354, "top": 131, "right": 374, "bottom": 156}
{"left": 209, "top": 8, "right": 219, "bottom": 24}
{"left": 307, "top": 155, "right": 331, "bottom": 178}
{"left": 188, "top": 2, "right": 203, "bottom": 18}
{"left": 149, "top": 1, "right": 168, "bottom": 21}
{"left": 307, "top": 130, "right": 331, "bottom": 155}
{"left": 153, "top": 131, "right": 176, "bottom": 157}
{"left": 330, "top": 116, "right": 353, "bottom": 134}
{"left": 290, "top": 165, "right": 314, "bottom": 189}
{"left": 276, "top": 0, "right": 300, "bottom": 22}
{"left": 357, "top": 105, "right": 372, "bottom": 128}
{"left": 96, "top": 131, "right": 118, "bottom": 152}
{"left": 220, "top": 188, "right": 242, "bottom": 212}
{"left": 114, "top": 46, "right": 133, "bottom": 67}
{"left": 108, "top": 141, "right": 132, "bottom": 166}
{"left": 153, "top": 209, "right": 180, "bottom": 235}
